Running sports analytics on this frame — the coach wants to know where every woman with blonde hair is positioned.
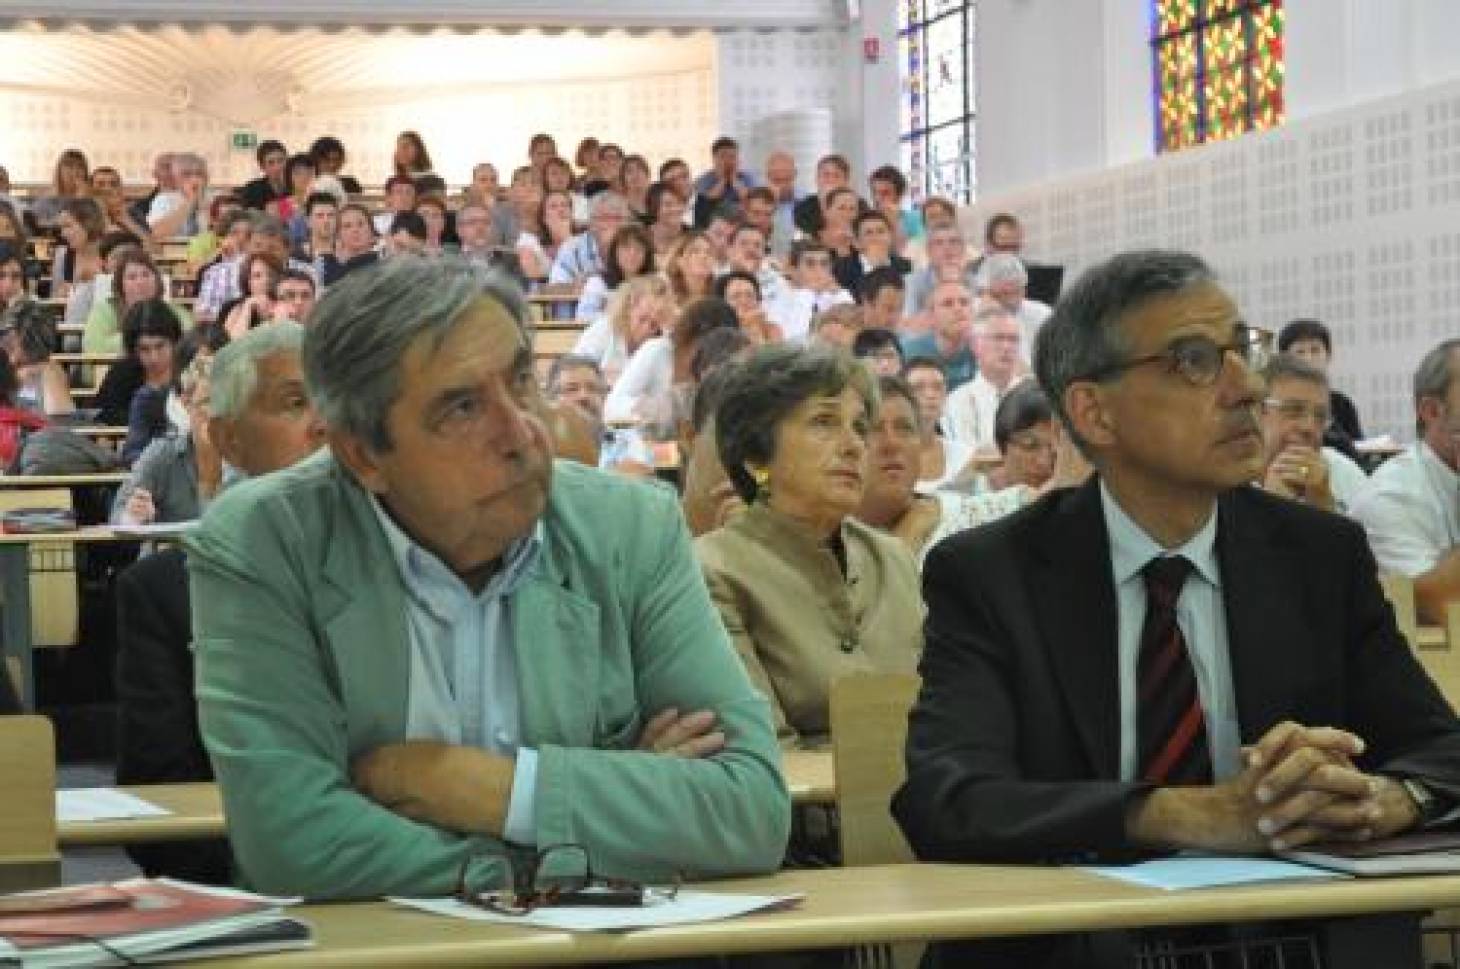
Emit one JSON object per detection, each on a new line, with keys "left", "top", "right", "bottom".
{"left": 664, "top": 230, "right": 715, "bottom": 308}
{"left": 573, "top": 273, "right": 672, "bottom": 385}
{"left": 32, "top": 149, "right": 91, "bottom": 226}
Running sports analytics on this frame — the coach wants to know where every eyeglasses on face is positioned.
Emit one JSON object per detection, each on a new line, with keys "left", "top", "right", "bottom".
{"left": 455, "top": 843, "right": 679, "bottom": 916}
{"left": 1079, "top": 323, "right": 1273, "bottom": 388}
{"left": 1263, "top": 398, "right": 1331, "bottom": 427}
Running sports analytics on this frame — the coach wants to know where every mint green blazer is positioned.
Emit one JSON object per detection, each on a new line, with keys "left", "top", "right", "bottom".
{"left": 186, "top": 452, "right": 790, "bottom": 900}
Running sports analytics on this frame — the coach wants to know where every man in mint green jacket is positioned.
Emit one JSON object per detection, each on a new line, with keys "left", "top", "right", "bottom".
{"left": 187, "top": 256, "right": 789, "bottom": 900}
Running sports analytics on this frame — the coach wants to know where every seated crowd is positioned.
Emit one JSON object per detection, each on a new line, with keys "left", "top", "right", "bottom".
{"left": 2, "top": 127, "right": 1460, "bottom": 968}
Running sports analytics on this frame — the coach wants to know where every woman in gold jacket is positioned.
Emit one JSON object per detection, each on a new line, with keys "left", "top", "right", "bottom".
{"left": 696, "top": 344, "right": 924, "bottom": 748}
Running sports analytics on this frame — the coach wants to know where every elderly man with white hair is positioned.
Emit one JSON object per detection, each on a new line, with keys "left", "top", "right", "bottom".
{"left": 548, "top": 190, "right": 629, "bottom": 286}
{"left": 975, "top": 252, "right": 1052, "bottom": 362}
{"left": 148, "top": 152, "right": 211, "bottom": 239}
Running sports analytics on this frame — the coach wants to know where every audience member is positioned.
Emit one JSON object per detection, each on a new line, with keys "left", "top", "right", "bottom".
{"left": 386, "top": 211, "right": 428, "bottom": 257}
{"left": 373, "top": 175, "right": 418, "bottom": 236}
{"left": 309, "top": 135, "right": 363, "bottom": 196}
{"left": 809, "top": 303, "right": 862, "bottom": 351}
{"left": 980, "top": 381, "right": 1058, "bottom": 493}
{"left": 517, "top": 188, "right": 575, "bottom": 280}
{"left": 0, "top": 349, "right": 46, "bottom": 470}
{"left": 903, "top": 355, "right": 970, "bottom": 492}
{"left": 31, "top": 148, "right": 89, "bottom": 227}
{"left": 976, "top": 253, "right": 1051, "bottom": 358}
{"left": 0, "top": 241, "right": 35, "bottom": 327}
{"left": 527, "top": 131, "right": 558, "bottom": 178}
{"left": 1278, "top": 318, "right": 1365, "bottom": 452}
{"left": 84, "top": 249, "right": 192, "bottom": 355}
{"left": 726, "top": 222, "right": 791, "bottom": 323}
{"left": 741, "top": 187, "right": 780, "bottom": 259}
{"left": 703, "top": 205, "right": 740, "bottom": 271}
{"left": 116, "top": 321, "right": 325, "bottom": 884}
{"left": 187, "top": 255, "right": 787, "bottom": 898}
{"left": 239, "top": 140, "right": 288, "bottom": 212}
{"left": 680, "top": 362, "right": 746, "bottom": 538}
{"left": 277, "top": 153, "right": 317, "bottom": 230}
{"left": 294, "top": 192, "right": 338, "bottom": 268}
{"left": 549, "top": 191, "right": 628, "bottom": 286}
{"left": 646, "top": 181, "right": 687, "bottom": 255}
{"left": 577, "top": 223, "right": 654, "bottom": 320}
{"left": 542, "top": 156, "right": 588, "bottom": 223}
{"left": 1, "top": 299, "right": 74, "bottom": 417}
{"left": 129, "top": 152, "right": 175, "bottom": 227}
{"left": 969, "top": 211, "right": 1023, "bottom": 276}
{"left": 664, "top": 230, "right": 716, "bottom": 308}
{"left": 1357, "top": 338, "right": 1460, "bottom": 623}
{"left": 620, "top": 153, "right": 652, "bottom": 222}
{"left": 148, "top": 153, "right": 210, "bottom": 239}
{"left": 659, "top": 157, "right": 693, "bottom": 205}
{"left": 899, "top": 280, "right": 977, "bottom": 390}
{"left": 391, "top": 130, "right": 436, "bottom": 187}
{"left": 816, "top": 186, "right": 860, "bottom": 262}
{"left": 763, "top": 150, "right": 801, "bottom": 258}
{"left": 605, "top": 295, "right": 739, "bottom": 433}
{"left": 943, "top": 302, "right": 1027, "bottom": 450}
{"left": 573, "top": 272, "right": 671, "bottom": 384}
{"left": 904, "top": 223, "right": 975, "bottom": 317}
{"left": 194, "top": 210, "right": 256, "bottom": 323}
{"left": 320, "top": 203, "right": 379, "bottom": 286}
{"left": 697, "top": 344, "right": 921, "bottom": 747}
{"left": 220, "top": 253, "right": 282, "bottom": 339}
{"left": 573, "top": 136, "right": 600, "bottom": 182}
{"left": 852, "top": 327, "right": 905, "bottom": 377}
{"left": 856, "top": 375, "right": 1030, "bottom": 568}
{"left": 97, "top": 298, "right": 184, "bottom": 429}
{"left": 274, "top": 269, "right": 317, "bottom": 323}
{"left": 582, "top": 143, "right": 625, "bottom": 198}
{"left": 895, "top": 250, "right": 1460, "bottom": 968}
{"left": 123, "top": 324, "right": 225, "bottom": 464}
{"left": 782, "top": 240, "right": 853, "bottom": 343}
{"left": 543, "top": 353, "right": 607, "bottom": 425}
{"left": 794, "top": 153, "right": 855, "bottom": 238}
{"left": 859, "top": 266, "right": 907, "bottom": 334}
{"left": 90, "top": 166, "right": 151, "bottom": 243}
{"left": 714, "top": 269, "right": 783, "bottom": 345}
{"left": 1258, "top": 354, "right": 1370, "bottom": 516}
{"left": 868, "top": 164, "right": 922, "bottom": 255}
{"left": 693, "top": 136, "right": 758, "bottom": 228}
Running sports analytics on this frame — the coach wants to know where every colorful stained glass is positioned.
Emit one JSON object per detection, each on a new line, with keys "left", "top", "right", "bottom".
{"left": 899, "top": 1, "right": 975, "bottom": 202}
{"left": 1152, "top": 0, "right": 1284, "bottom": 153}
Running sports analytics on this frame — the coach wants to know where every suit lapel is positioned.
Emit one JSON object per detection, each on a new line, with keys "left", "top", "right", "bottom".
{"left": 1215, "top": 490, "right": 1306, "bottom": 741}
{"left": 318, "top": 473, "right": 411, "bottom": 751}
{"left": 512, "top": 530, "right": 601, "bottom": 748}
{"left": 1030, "top": 478, "right": 1122, "bottom": 778}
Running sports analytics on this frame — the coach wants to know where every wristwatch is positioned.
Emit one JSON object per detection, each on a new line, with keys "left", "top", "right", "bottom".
{"left": 1401, "top": 777, "right": 1442, "bottom": 826}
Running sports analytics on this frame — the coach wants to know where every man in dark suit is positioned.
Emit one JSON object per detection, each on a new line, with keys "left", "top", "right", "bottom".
{"left": 894, "top": 250, "right": 1460, "bottom": 967}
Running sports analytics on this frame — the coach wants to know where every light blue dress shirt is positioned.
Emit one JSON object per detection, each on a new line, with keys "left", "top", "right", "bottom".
{"left": 1100, "top": 481, "right": 1242, "bottom": 783}
{"left": 371, "top": 497, "right": 545, "bottom": 845}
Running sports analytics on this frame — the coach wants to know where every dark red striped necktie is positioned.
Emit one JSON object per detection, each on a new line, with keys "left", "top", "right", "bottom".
{"left": 1137, "top": 555, "right": 1212, "bottom": 785}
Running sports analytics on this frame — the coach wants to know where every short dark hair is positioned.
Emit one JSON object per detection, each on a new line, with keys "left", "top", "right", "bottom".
{"left": 1277, "top": 318, "right": 1333, "bottom": 355}
{"left": 305, "top": 191, "right": 339, "bottom": 216}
{"left": 745, "top": 186, "right": 776, "bottom": 207}
{"left": 389, "top": 211, "right": 428, "bottom": 240}
{"left": 713, "top": 269, "right": 761, "bottom": 303}
{"left": 984, "top": 212, "right": 1020, "bottom": 244}
{"left": 715, "top": 344, "right": 879, "bottom": 502}
{"left": 1033, "top": 249, "right": 1214, "bottom": 451}
{"left": 902, "top": 355, "right": 946, "bottom": 381}
{"left": 309, "top": 136, "right": 346, "bottom": 163}
{"left": 121, "top": 298, "right": 183, "bottom": 358}
{"left": 673, "top": 297, "right": 739, "bottom": 351}
{"left": 877, "top": 374, "right": 919, "bottom": 431}
{"left": 870, "top": 164, "right": 908, "bottom": 197}
{"left": 645, "top": 182, "right": 677, "bottom": 222}
{"left": 853, "top": 209, "right": 892, "bottom": 238}
{"left": 730, "top": 222, "right": 765, "bottom": 245}
{"left": 853, "top": 327, "right": 903, "bottom": 361}
{"left": 279, "top": 268, "right": 317, "bottom": 293}
{"left": 708, "top": 204, "right": 743, "bottom": 227}
{"left": 818, "top": 154, "right": 852, "bottom": 177}
{"left": 789, "top": 239, "right": 831, "bottom": 267}
{"left": 859, "top": 266, "right": 905, "bottom": 305}
{"left": 284, "top": 153, "right": 316, "bottom": 186}
{"left": 0, "top": 240, "right": 21, "bottom": 270}
{"left": 993, "top": 381, "right": 1053, "bottom": 453}
{"left": 659, "top": 158, "right": 688, "bottom": 180}
{"left": 545, "top": 354, "right": 603, "bottom": 397}
{"left": 711, "top": 136, "right": 739, "bottom": 154}
{"left": 256, "top": 139, "right": 286, "bottom": 166}
{"left": 691, "top": 328, "right": 751, "bottom": 384}
{"left": 384, "top": 174, "right": 416, "bottom": 194}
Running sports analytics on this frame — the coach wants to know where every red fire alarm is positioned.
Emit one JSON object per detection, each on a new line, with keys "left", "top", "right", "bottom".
{"left": 863, "top": 36, "right": 881, "bottom": 63}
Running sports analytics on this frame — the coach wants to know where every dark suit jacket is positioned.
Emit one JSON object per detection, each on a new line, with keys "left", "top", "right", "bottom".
{"left": 895, "top": 478, "right": 1460, "bottom": 865}
{"left": 833, "top": 252, "right": 912, "bottom": 299}
{"left": 115, "top": 548, "right": 231, "bottom": 884}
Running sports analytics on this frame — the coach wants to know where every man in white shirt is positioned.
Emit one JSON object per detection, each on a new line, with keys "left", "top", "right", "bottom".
{"left": 943, "top": 301, "right": 1026, "bottom": 451}
{"left": 725, "top": 223, "right": 792, "bottom": 330}
{"left": 780, "top": 240, "right": 852, "bottom": 343}
{"left": 1258, "top": 354, "right": 1370, "bottom": 517}
{"left": 975, "top": 253, "right": 1052, "bottom": 362}
{"left": 1356, "top": 338, "right": 1460, "bottom": 623}
{"left": 148, "top": 153, "right": 210, "bottom": 240}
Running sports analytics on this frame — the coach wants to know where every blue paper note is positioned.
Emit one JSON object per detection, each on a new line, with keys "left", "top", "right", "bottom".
{"left": 1083, "top": 854, "right": 1350, "bottom": 891}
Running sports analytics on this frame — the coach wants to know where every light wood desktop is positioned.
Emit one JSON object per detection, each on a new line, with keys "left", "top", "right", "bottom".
{"left": 0, "top": 473, "right": 129, "bottom": 488}
{"left": 55, "top": 755, "right": 835, "bottom": 850}
{"left": 197, "top": 863, "right": 1460, "bottom": 968}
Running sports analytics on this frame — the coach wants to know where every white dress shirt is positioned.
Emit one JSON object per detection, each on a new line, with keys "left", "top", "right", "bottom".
{"left": 942, "top": 373, "right": 1026, "bottom": 451}
{"left": 1323, "top": 446, "right": 1371, "bottom": 518}
{"left": 1356, "top": 442, "right": 1460, "bottom": 578}
{"left": 1015, "top": 299, "right": 1053, "bottom": 363}
{"left": 1101, "top": 482, "right": 1242, "bottom": 782}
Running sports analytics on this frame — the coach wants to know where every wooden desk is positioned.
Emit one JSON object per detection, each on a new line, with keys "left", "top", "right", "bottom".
{"left": 197, "top": 863, "right": 1460, "bottom": 967}
{"left": 57, "top": 758, "right": 830, "bottom": 850}
{"left": 58, "top": 783, "right": 224, "bottom": 847}
{"left": 783, "top": 751, "right": 834, "bottom": 806}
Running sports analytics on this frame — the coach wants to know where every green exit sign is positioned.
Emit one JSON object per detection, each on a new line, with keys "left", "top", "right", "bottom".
{"left": 230, "top": 130, "right": 258, "bottom": 151}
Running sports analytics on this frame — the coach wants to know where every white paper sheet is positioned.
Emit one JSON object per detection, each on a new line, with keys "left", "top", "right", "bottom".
{"left": 109, "top": 520, "right": 198, "bottom": 539}
{"left": 1083, "top": 854, "right": 1348, "bottom": 891}
{"left": 389, "top": 889, "right": 803, "bottom": 932}
{"left": 56, "top": 788, "right": 172, "bottom": 823}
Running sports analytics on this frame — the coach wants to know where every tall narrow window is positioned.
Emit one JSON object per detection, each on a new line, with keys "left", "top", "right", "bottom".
{"left": 1152, "top": 0, "right": 1284, "bottom": 153}
{"left": 898, "top": 1, "right": 976, "bottom": 202}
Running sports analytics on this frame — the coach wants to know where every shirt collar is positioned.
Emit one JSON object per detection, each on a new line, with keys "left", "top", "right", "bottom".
{"left": 369, "top": 494, "right": 544, "bottom": 621}
{"left": 1100, "top": 479, "right": 1221, "bottom": 589}
{"left": 1419, "top": 441, "right": 1460, "bottom": 492}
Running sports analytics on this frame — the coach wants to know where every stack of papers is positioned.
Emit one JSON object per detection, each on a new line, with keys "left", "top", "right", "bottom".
{"left": 1083, "top": 855, "right": 1347, "bottom": 891}
{"left": 55, "top": 789, "right": 170, "bottom": 824}
{"left": 391, "top": 890, "right": 803, "bottom": 932}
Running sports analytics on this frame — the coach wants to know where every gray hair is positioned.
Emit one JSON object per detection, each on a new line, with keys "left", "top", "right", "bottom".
{"left": 1263, "top": 353, "right": 1329, "bottom": 390}
{"left": 545, "top": 354, "right": 603, "bottom": 397}
{"left": 589, "top": 191, "right": 628, "bottom": 219}
{"left": 173, "top": 152, "right": 207, "bottom": 177}
{"left": 253, "top": 214, "right": 287, "bottom": 240}
{"left": 973, "top": 299, "right": 1016, "bottom": 328}
{"left": 209, "top": 321, "right": 306, "bottom": 420}
{"left": 1033, "top": 249, "right": 1215, "bottom": 451}
{"left": 715, "top": 343, "right": 879, "bottom": 503}
{"left": 974, "top": 253, "right": 1027, "bottom": 289}
{"left": 1414, "top": 338, "right": 1460, "bottom": 435}
{"left": 303, "top": 255, "right": 529, "bottom": 451}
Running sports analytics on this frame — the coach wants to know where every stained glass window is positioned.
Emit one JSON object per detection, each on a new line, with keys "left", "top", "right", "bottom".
{"left": 1152, "top": 0, "right": 1284, "bottom": 153}
{"left": 898, "top": 1, "right": 975, "bottom": 202}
